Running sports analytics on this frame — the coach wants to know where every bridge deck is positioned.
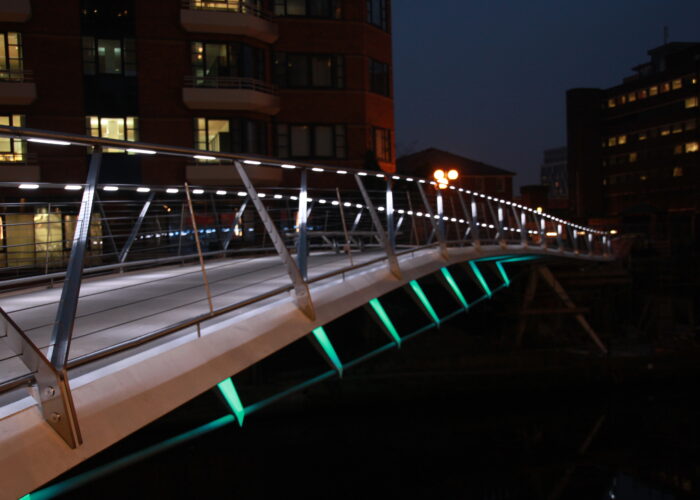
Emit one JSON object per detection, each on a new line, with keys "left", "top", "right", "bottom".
{"left": 0, "top": 250, "right": 382, "bottom": 387}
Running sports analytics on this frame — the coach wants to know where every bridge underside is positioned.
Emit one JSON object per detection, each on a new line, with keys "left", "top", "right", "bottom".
{"left": 0, "top": 244, "right": 607, "bottom": 498}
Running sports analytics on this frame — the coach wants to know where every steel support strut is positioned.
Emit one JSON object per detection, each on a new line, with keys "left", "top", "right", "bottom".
{"left": 48, "top": 148, "right": 101, "bottom": 370}
{"left": 236, "top": 161, "right": 315, "bottom": 319}
{"left": 354, "top": 174, "right": 401, "bottom": 278}
{"left": 119, "top": 191, "right": 155, "bottom": 263}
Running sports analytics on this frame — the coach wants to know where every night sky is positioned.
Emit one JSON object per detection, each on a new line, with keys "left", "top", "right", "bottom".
{"left": 392, "top": 0, "right": 700, "bottom": 190}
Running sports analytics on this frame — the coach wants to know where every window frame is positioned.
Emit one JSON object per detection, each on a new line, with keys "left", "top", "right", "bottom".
{"left": 274, "top": 52, "right": 344, "bottom": 89}
{"left": 191, "top": 41, "right": 265, "bottom": 84}
{"left": 85, "top": 116, "right": 139, "bottom": 152}
{"left": 0, "top": 114, "right": 25, "bottom": 162}
{"left": 273, "top": 0, "right": 342, "bottom": 19}
{"left": 369, "top": 58, "right": 390, "bottom": 96}
{"left": 276, "top": 123, "right": 346, "bottom": 159}
{"left": 372, "top": 127, "right": 391, "bottom": 162}
{"left": 0, "top": 32, "right": 23, "bottom": 81}
{"left": 82, "top": 37, "right": 136, "bottom": 76}
{"left": 366, "top": 0, "right": 389, "bottom": 31}
{"left": 194, "top": 117, "right": 268, "bottom": 156}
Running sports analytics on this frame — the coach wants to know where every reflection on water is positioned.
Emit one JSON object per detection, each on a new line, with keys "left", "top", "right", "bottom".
{"left": 52, "top": 373, "right": 700, "bottom": 500}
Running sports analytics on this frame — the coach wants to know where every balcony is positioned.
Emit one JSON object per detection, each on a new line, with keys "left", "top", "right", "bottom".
{"left": 0, "top": 70, "right": 36, "bottom": 106}
{"left": 182, "top": 76, "right": 280, "bottom": 115}
{"left": 180, "top": 0, "right": 278, "bottom": 43}
{"left": 0, "top": 0, "right": 31, "bottom": 22}
{"left": 186, "top": 161, "right": 282, "bottom": 186}
{"left": 0, "top": 153, "right": 39, "bottom": 182}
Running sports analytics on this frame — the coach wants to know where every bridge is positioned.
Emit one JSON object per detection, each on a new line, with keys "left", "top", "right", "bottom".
{"left": 0, "top": 126, "right": 614, "bottom": 499}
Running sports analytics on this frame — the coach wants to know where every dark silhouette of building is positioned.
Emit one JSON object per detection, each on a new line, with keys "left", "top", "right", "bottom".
{"left": 397, "top": 147, "right": 514, "bottom": 200}
{"left": 540, "top": 146, "right": 568, "bottom": 199}
{"left": 567, "top": 42, "right": 699, "bottom": 243}
{"left": 0, "top": 0, "right": 395, "bottom": 186}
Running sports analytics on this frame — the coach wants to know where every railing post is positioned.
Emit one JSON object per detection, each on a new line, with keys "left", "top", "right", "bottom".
{"left": 235, "top": 161, "right": 315, "bottom": 319}
{"left": 586, "top": 232, "right": 593, "bottom": 255}
{"left": 436, "top": 188, "right": 446, "bottom": 243}
{"left": 297, "top": 168, "right": 309, "bottom": 280}
{"left": 534, "top": 213, "right": 546, "bottom": 248}
{"left": 119, "top": 191, "right": 155, "bottom": 263}
{"left": 223, "top": 197, "right": 248, "bottom": 251}
{"left": 386, "top": 179, "right": 396, "bottom": 252}
{"left": 336, "top": 188, "right": 353, "bottom": 265}
{"left": 571, "top": 226, "right": 580, "bottom": 254}
{"left": 48, "top": 147, "right": 101, "bottom": 370}
{"left": 184, "top": 183, "right": 214, "bottom": 314}
{"left": 457, "top": 191, "right": 478, "bottom": 248}
{"left": 354, "top": 174, "right": 401, "bottom": 278}
{"left": 417, "top": 182, "right": 448, "bottom": 259}
{"left": 556, "top": 223, "right": 564, "bottom": 251}
{"left": 512, "top": 205, "right": 527, "bottom": 247}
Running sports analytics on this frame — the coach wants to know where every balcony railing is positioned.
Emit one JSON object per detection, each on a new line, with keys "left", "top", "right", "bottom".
{"left": 181, "top": 0, "right": 270, "bottom": 19}
{"left": 184, "top": 75, "right": 277, "bottom": 94}
{"left": 0, "top": 69, "right": 33, "bottom": 83}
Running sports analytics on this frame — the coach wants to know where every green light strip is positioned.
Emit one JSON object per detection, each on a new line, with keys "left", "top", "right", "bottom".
{"left": 440, "top": 267, "right": 468, "bottom": 309}
{"left": 369, "top": 298, "right": 401, "bottom": 346}
{"left": 217, "top": 378, "right": 245, "bottom": 427}
{"left": 495, "top": 261, "right": 510, "bottom": 287}
{"left": 22, "top": 415, "right": 235, "bottom": 500}
{"left": 312, "top": 327, "right": 343, "bottom": 376}
{"left": 409, "top": 280, "right": 440, "bottom": 325}
{"left": 469, "top": 261, "right": 491, "bottom": 297}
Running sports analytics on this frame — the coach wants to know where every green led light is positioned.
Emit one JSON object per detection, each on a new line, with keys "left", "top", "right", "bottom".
{"left": 469, "top": 261, "right": 491, "bottom": 297}
{"left": 217, "top": 378, "right": 245, "bottom": 427}
{"left": 408, "top": 280, "right": 440, "bottom": 325}
{"left": 440, "top": 267, "right": 468, "bottom": 309}
{"left": 312, "top": 326, "right": 343, "bottom": 376}
{"left": 369, "top": 298, "right": 401, "bottom": 346}
{"left": 495, "top": 261, "right": 510, "bottom": 287}
{"left": 19, "top": 496, "right": 31, "bottom": 500}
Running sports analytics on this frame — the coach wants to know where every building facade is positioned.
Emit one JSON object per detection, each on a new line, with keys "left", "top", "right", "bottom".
{"left": 0, "top": 0, "right": 395, "bottom": 186}
{"left": 540, "top": 146, "right": 568, "bottom": 199}
{"left": 567, "top": 43, "right": 699, "bottom": 241}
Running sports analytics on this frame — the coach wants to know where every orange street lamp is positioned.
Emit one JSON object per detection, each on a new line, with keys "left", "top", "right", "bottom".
{"left": 433, "top": 168, "right": 458, "bottom": 189}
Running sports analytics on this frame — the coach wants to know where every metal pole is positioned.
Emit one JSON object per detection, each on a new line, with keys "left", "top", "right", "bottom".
{"left": 95, "top": 192, "right": 119, "bottom": 259}
{"left": 235, "top": 161, "right": 315, "bottom": 319}
{"left": 297, "top": 168, "right": 309, "bottom": 280}
{"left": 406, "top": 191, "right": 419, "bottom": 246}
{"left": 336, "top": 188, "right": 353, "bottom": 266}
{"left": 416, "top": 182, "right": 448, "bottom": 259}
{"left": 184, "top": 183, "right": 214, "bottom": 314}
{"left": 354, "top": 174, "right": 401, "bottom": 278}
{"left": 223, "top": 198, "right": 248, "bottom": 251}
{"left": 436, "top": 189, "right": 446, "bottom": 243}
{"left": 118, "top": 191, "right": 155, "bottom": 263}
{"left": 48, "top": 148, "right": 102, "bottom": 370}
{"left": 556, "top": 223, "right": 564, "bottom": 251}
{"left": 457, "top": 191, "right": 478, "bottom": 247}
{"left": 177, "top": 202, "right": 185, "bottom": 257}
{"left": 43, "top": 202, "right": 51, "bottom": 276}
{"left": 386, "top": 179, "right": 396, "bottom": 252}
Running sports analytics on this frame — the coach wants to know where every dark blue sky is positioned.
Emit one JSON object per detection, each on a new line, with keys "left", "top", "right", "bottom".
{"left": 392, "top": 0, "right": 700, "bottom": 190}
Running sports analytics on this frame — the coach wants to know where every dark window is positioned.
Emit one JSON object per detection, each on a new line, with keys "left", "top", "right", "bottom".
{"left": 366, "top": 0, "right": 388, "bottom": 31}
{"left": 274, "top": 53, "right": 344, "bottom": 89}
{"left": 83, "top": 37, "right": 136, "bottom": 76}
{"left": 192, "top": 42, "right": 265, "bottom": 84}
{"left": 195, "top": 118, "right": 268, "bottom": 155}
{"left": 369, "top": 59, "right": 389, "bottom": 96}
{"left": 373, "top": 127, "right": 391, "bottom": 161}
{"left": 274, "top": 0, "right": 341, "bottom": 18}
{"left": 276, "top": 124, "right": 346, "bottom": 159}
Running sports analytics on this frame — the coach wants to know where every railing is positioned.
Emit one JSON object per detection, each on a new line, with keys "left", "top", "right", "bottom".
{"left": 181, "top": 0, "right": 271, "bottom": 20}
{"left": 0, "top": 125, "right": 614, "bottom": 448}
{"left": 0, "top": 69, "right": 34, "bottom": 83}
{"left": 184, "top": 75, "right": 277, "bottom": 94}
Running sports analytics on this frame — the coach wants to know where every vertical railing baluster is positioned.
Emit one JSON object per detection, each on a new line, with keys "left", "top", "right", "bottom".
{"left": 417, "top": 182, "right": 448, "bottom": 259}
{"left": 296, "top": 168, "right": 309, "bottom": 280}
{"left": 386, "top": 179, "right": 396, "bottom": 252}
{"left": 184, "top": 183, "right": 214, "bottom": 314}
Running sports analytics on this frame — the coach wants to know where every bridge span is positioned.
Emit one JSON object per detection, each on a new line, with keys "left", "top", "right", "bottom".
{"left": 0, "top": 127, "right": 614, "bottom": 499}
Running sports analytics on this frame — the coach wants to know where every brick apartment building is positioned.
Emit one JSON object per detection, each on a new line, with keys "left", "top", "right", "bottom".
{"left": 567, "top": 42, "right": 699, "bottom": 242}
{"left": 0, "top": 0, "right": 395, "bottom": 187}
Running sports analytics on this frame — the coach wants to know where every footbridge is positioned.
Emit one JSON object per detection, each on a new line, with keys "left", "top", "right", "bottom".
{"left": 0, "top": 127, "right": 614, "bottom": 499}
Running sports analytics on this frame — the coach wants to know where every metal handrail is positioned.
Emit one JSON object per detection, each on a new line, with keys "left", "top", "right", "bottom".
{"left": 181, "top": 0, "right": 271, "bottom": 20}
{"left": 184, "top": 75, "right": 277, "bottom": 94}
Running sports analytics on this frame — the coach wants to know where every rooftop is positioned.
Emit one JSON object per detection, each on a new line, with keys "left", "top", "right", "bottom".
{"left": 397, "top": 148, "right": 515, "bottom": 177}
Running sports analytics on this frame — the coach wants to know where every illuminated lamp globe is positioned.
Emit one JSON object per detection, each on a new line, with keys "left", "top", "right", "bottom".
{"left": 433, "top": 169, "right": 445, "bottom": 180}
{"left": 447, "top": 169, "right": 459, "bottom": 180}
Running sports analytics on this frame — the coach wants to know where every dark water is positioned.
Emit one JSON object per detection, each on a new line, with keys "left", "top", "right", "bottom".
{"left": 48, "top": 369, "right": 700, "bottom": 500}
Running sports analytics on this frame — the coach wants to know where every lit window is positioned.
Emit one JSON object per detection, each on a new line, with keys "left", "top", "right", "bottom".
{"left": 373, "top": 127, "right": 391, "bottom": 162}
{"left": 640, "top": 175, "right": 647, "bottom": 181}
{"left": 86, "top": 116, "right": 138, "bottom": 151}
{"left": 692, "top": 77, "right": 698, "bottom": 85}
{"left": 620, "top": 95, "right": 627, "bottom": 104}
{"left": 629, "top": 152, "right": 637, "bottom": 163}
{"left": 370, "top": 59, "right": 390, "bottom": 96}
{"left": 672, "top": 124, "right": 683, "bottom": 134}
{"left": 194, "top": 117, "right": 267, "bottom": 155}
{"left": 638, "top": 132, "right": 647, "bottom": 141}
{"left": 274, "top": 53, "right": 344, "bottom": 89}
{"left": 0, "top": 114, "right": 25, "bottom": 161}
{"left": 660, "top": 128, "right": 670, "bottom": 136}
{"left": 607, "top": 98, "right": 616, "bottom": 108}
{"left": 685, "top": 142, "right": 699, "bottom": 153}
{"left": 82, "top": 38, "right": 136, "bottom": 76}
{"left": 0, "top": 32, "right": 23, "bottom": 81}
{"left": 673, "top": 167, "right": 683, "bottom": 177}
{"left": 192, "top": 0, "right": 264, "bottom": 16}
{"left": 608, "top": 137, "right": 617, "bottom": 147}
{"left": 618, "top": 135, "right": 627, "bottom": 145}
{"left": 276, "top": 124, "right": 346, "bottom": 159}
{"left": 685, "top": 97, "right": 699, "bottom": 108}
{"left": 638, "top": 89, "right": 647, "bottom": 99}
{"left": 273, "top": 0, "right": 341, "bottom": 18}
{"left": 672, "top": 78, "right": 682, "bottom": 90}
{"left": 191, "top": 42, "right": 265, "bottom": 84}
{"left": 649, "top": 85, "right": 658, "bottom": 96}
{"left": 661, "top": 82, "right": 671, "bottom": 93}
{"left": 628, "top": 92, "right": 636, "bottom": 102}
